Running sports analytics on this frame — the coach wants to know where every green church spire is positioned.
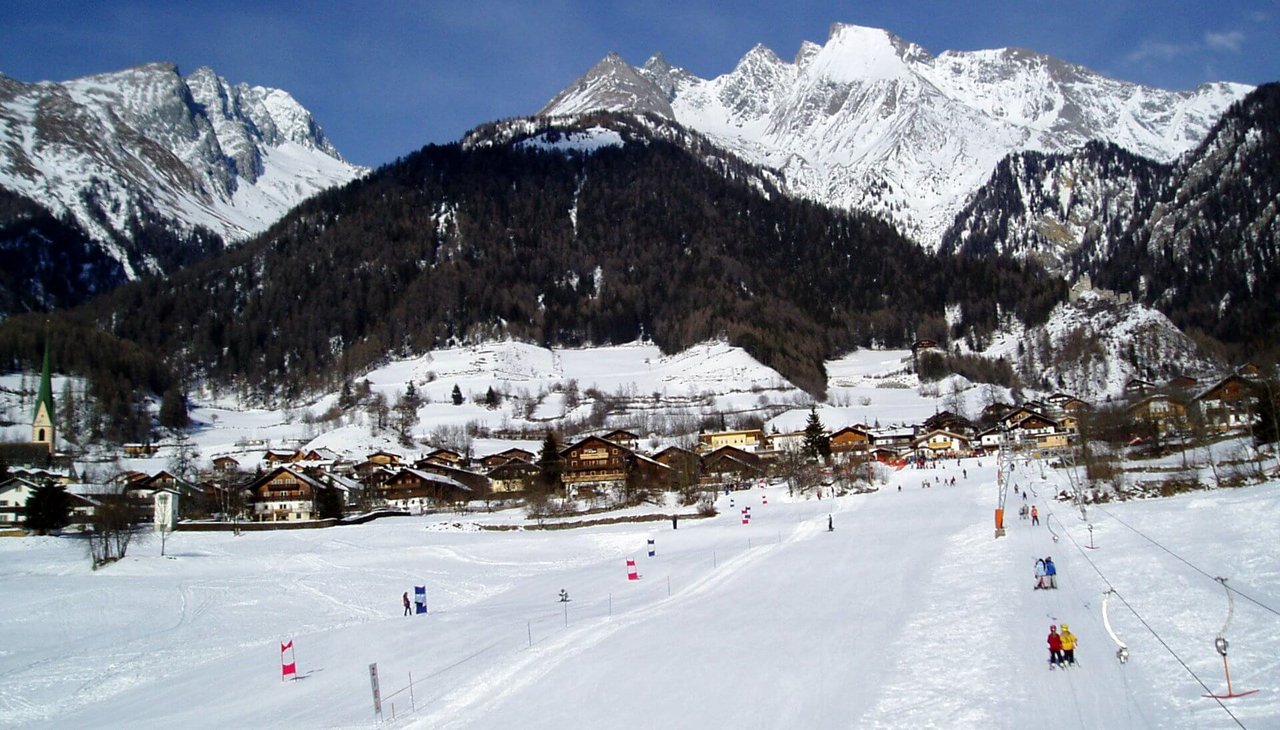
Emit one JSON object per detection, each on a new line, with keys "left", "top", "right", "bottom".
{"left": 35, "top": 339, "right": 54, "bottom": 421}
{"left": 32, "top": 338, "right": 55, "bottom": 450}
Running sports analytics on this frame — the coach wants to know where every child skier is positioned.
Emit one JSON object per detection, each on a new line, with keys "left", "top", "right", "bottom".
{"left": 1034, "top": 559, "right": 1047, "bottom": 590}
{"left": 1045, "top": 556, "right": 1058, "bottom": 589}
{"left": 1047, "top": 625, "right": 1063, "bottom": 669}
{"left": 1059, "top": 624, "right": 1078, "bottom": 666}
{"left": 1031, "top": 505, "right": 1039, "bottom": 526}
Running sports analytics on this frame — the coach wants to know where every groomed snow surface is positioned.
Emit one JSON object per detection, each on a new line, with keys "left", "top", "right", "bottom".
{"left": 2, "top": 461, "right": 1277, "bottom": 729}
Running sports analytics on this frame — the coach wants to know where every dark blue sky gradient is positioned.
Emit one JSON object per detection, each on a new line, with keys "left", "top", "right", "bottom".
{"left": 2, "top": 1, "right": 1276, "bottom": 167}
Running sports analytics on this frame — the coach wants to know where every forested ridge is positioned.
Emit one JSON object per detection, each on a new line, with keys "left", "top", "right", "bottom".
{"left": 1, "top": 114, "right": 1063, "bottom": 435}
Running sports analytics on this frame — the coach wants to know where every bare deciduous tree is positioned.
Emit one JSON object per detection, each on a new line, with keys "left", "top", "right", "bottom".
{"left": 87, "top": 486, "right": 141, "bottom": 569}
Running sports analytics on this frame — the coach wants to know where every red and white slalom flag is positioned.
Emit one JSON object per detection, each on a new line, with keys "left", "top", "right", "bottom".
{"left": 742, "top": 508, "right": 750, "bottom": 525}
{"left": 626, "top": 558, "right": 639, "bottom": 581}
{"left": 281, "top": 639, "right": 297, "bottom": 681}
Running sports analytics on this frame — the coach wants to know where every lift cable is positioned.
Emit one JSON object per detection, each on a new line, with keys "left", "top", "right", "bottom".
{"left": 1053, "top": 512, "right": 1248, "bottom": 730}
{"left": 1093, "top": 505, "right": 1280, "bottom": 619}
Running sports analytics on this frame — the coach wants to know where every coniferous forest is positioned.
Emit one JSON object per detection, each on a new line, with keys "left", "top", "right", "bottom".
{"left": 0, "top": 114, "right": 1063, "bottom": 432}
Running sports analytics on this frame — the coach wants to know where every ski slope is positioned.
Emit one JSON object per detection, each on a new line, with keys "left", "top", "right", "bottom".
{"left": 1, "top": 459, "right": 1277, "bottom": 729}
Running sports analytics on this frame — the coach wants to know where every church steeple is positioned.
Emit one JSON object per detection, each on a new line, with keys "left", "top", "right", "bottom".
{"left": 32, "top": 339, "right": 55, "bottom": 452}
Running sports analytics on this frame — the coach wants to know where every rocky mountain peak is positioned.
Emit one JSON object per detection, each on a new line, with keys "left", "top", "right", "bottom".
{"left": 538, "top": 24, "right": 1252, "bottom": 248}
{"left": 539, "top": 52, "right": 673, "bottom": 118}
{"left": 0, "top": 62, "right": 364, "bottom": 285}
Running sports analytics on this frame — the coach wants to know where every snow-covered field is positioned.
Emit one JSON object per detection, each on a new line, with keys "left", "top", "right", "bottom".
{"left": 2, "top": 458, "right": 1277, "bottom": 729}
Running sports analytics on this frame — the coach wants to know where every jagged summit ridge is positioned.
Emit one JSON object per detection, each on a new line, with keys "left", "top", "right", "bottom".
{"left": 0, "top": 63, "right": 365, "bottom": 277}
{"left": 539, "top": 53, "right": 674, "bottom": 119}
{"left": 539, "top": 22, "right": 1252, "bottom": 247}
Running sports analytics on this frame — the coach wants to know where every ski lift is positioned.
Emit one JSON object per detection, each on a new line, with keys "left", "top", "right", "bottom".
{"left": 1083, "top": 523, "right": 1099, "bottom": 550}
{"left": 1102, "top": 589, "right": 1129, "bottom": 664}
{"left": 1202, "top": 577, "right": 1259, "bottom": 700}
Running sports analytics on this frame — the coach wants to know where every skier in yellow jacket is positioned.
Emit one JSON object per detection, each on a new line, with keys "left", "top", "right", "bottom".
{"left": 1059, "top": 624, "right": 1078, "bottom": 666}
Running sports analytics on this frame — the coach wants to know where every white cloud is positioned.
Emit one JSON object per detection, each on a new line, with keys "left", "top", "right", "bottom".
{"left": 1125, "top": 40, "right": 1188, "bottom": 64}
{"left": 1204, "top": 30, "right": 1245, "bottom": 52}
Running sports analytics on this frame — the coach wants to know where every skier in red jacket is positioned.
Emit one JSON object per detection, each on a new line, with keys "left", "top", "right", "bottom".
{"left": 1047, "top": 625, "right": 1063, "bottom": 669}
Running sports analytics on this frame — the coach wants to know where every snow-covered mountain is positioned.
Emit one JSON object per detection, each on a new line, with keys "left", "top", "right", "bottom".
{"left": 0, "top": 63, "right": 365, "bottom": 279}
{"left": 945, "top": 84, "right": 1280, "bottom": 348}
{"left": 540, "top": 23, "right": 1251, "bottom": 247}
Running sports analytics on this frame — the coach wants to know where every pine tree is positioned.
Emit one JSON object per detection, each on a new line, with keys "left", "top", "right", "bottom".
{"left": 159, "top": 387, "right": 189, "bottom": 431}
{"left": 802, "top": 407, "right": 830, "bottom": 462}
{"left": 451, "top": 384, "right": 464, "bottom": 406}
{"left": 484, "top": 386, "right": 501, "bottom": 409}
{"left": 25, "top": 482, "right": 72, "bottom": 535}
{"left": 536, "top": 431, "right": 563, "bottom": 492}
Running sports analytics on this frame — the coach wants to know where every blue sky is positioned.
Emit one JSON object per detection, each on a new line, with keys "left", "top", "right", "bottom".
{"left": 2, "top": 1, "right": 1276, "bottom": 167}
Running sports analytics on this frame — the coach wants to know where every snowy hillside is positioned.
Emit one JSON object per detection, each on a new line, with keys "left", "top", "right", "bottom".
{"left": 2, "top": 455, "right": 1276, "bottom": 728}
{"left": 977, "top": 291, "right": 1220, "bottom": 399}
{"left": 0, "top": 63, "right": 365, "bottom": 278}
{"left": 540, "top": 23, "right": 1250, "bottom": 247}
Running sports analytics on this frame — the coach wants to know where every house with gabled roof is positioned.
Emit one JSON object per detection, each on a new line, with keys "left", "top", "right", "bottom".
{"left": 653, "top": 446, "right": 701, "bottom": 487}
{"left": 702, "top": 446, "right": 765, "bottom": 483}
{"left": 912, "top": 430, "right": 973, "bottom": 458}
{"left": 381, "top": 468, "right": 472, "bottom": 510}
{"left": 367, "top": 449, "right": 404, "bottom": 466}
{"left": 601, "top": 429, "right": 641, "bottom": 451}
{"left": 0, "top": 477, "right": 42, "bottom": 525}
{"left": 1195, "top": 374, "right": 1262, "bottom": 432}
{"left": 1128, "top": 394, "right": 1189, "bottom": 436}
{"left": 923, "top": 411, "right": 974, "bottom": 435}
{"left": 410, "top": 460, "right": 492, "bottom": 496}
{"left": 1006, "top": 412, "right": 1059, "bottom": 445}
{"left": 212, "top": 455, "right": 242, "bottom": 474}
{"left": 999, "top": 406, "right": 1052, "bottom": 431}
{"left": 767, "top": 430, "right": 806, "bottom": 453}
{"left": 1237, "top": 362, "right": 1264, "bottom": 379}
{"left": 487, "top": 460, "right": 540, "bottom": 495}
{"left": 420, "top": 448, "right": 463, "bottom": 467}
{"left": 976, "top": 426, "right": 1005, "bottom": 452}
{"left": 869, "top": 427, "right": 914, "bottom": 451}
{"left": 123, "top": 470, "right": 203, "bottom": 523}
{"left": 479, "top": 448, "right": 536, "bottom": 470}
{"left": 296, "top": 447, "right": 343, "bottom": 463}
{"left": 246, "top": 466, "right": 329, "bottom": 522}
{"left": 262, "top": 449, "right": 300, "bottom": 467}
{"left": 829, "top": 425, "right": 872, "bottom": 458}
{"left": 559, "top": 435, "right": 633, "bottom": 497}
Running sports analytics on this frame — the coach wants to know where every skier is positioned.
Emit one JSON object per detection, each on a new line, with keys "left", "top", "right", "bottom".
{"left": 828, "top": 514, "right": 834, "bottom": 532}
{"left": 1047, "top": 625, "right": 1063, "bottom": 669}
{"left": 1059, "top": 624, "right": 1078, "bottom": 666}
{"left": 1030, "top": 505, "right": 1039, "bottom": 526}
{"left": 1045, "top": 556, "right": 1058, "bottom": 589}
{"left": 403, "top": 591, "right": 411, "bottom": 616}
{"left": 1034, "top": 558, "right": 1047, "bottom": 590}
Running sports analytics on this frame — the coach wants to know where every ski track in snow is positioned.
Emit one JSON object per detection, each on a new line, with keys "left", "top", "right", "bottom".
{"left": 407, "top": 500, "right": 820, "bottom": 729}
{"left": 2, "top": 460, "right": 1277, "bottom": 729}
